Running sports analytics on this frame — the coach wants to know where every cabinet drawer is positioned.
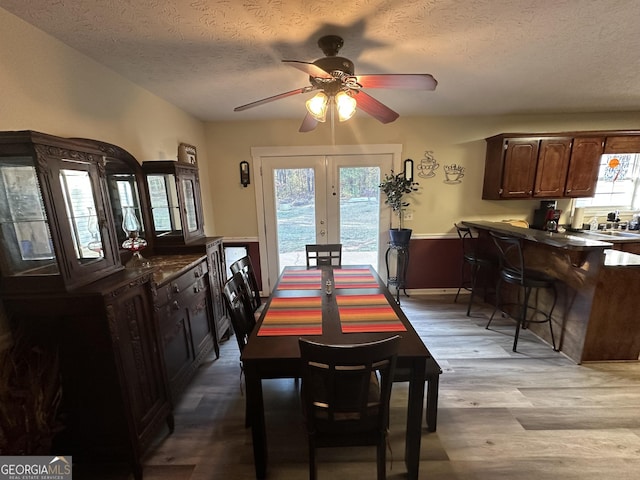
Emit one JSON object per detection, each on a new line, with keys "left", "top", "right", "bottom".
{"left": 156, "top": 260, "right": 208, "bottom": 305}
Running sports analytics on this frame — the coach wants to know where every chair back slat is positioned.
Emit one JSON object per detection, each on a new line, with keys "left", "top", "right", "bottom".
{"left": 305, "top": 244, "right": 342, "bottom": 267}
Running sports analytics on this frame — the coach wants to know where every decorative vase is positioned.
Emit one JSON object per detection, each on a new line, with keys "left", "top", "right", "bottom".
{"left": 389, "top": 228, "right": 412, "bottom": 247}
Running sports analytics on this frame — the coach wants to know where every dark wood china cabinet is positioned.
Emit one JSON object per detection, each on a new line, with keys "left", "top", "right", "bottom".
{"left": 0, "top": 131, "right": 229, "bottom": 479}
{"left": 0, "top": 131, "right": 123, "bottom": 293}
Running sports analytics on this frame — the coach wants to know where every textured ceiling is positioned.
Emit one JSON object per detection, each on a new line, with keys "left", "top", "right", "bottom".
{"left": 2, "top": 0, "right": 640, "bottom": 123}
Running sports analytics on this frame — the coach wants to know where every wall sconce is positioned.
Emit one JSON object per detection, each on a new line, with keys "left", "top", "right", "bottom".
{"left": 240, "top": 161, "right": 250, "bottom": 187}
{"left": 404, "top": 158, "right": 414, "bottom": 181}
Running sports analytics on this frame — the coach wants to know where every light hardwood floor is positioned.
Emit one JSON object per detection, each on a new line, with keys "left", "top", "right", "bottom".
{"left": 78, "top": 294, "right": 640, "bottom": 479}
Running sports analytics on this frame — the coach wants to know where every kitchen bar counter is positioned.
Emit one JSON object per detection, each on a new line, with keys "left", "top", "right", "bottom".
{"left": 462, "top": 220, "right": 612, "bottom": 250}
{"left": 463, "top": 221, "right": 640, "bottom": 363}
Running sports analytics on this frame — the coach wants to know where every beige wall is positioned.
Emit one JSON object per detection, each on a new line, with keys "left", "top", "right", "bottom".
{"left": 205, "top": 112, "right": 640, "bottom": 237}
{"left": 0, "top": 8, "right": 216, "bottom": 233}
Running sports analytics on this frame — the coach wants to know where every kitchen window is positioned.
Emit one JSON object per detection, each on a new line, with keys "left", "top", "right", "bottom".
{"left": 576, "top": 153, "right": 640, "bottom": 210}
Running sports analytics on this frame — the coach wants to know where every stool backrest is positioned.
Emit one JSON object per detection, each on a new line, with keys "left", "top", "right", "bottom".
{"left": 489, "top": 231, "right": 525, "bottom": 284}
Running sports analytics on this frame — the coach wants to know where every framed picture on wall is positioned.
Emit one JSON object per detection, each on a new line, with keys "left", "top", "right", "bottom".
{"left": 178, "top": 143, "right": 197, "bottom": 165}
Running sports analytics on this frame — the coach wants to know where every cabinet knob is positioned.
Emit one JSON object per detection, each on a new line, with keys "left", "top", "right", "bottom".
{"left": 173, "top": 285, "right": 180, "bottom": 293}
{"left": 194, "top": 270, "right": 201, "bottom": 278}
{"left": 172, "top": 300, "right": 180, "bottom": 311}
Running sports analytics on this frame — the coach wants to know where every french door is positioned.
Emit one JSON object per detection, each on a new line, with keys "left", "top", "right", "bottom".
{"left": 252, "top": 145, "right": 402, "bottom": 293}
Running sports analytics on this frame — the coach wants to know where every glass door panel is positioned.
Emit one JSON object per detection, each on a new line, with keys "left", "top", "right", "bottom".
{"left": 273, "top": 167, "right": 317, "bottom": 269}
{"left": 59, "top": 168, "right": 104, "bottom": 261}
{"left": 0, "top": 157, "right": 57, "bottom": 275}
{"left": 337, "top": 166, "right": 381, "bottom": 267}
{"left": 182, "top": 178, "right": 198, "bottom": 232}
{"left": 146, "top": 174, "right": 182, "bottom": 237}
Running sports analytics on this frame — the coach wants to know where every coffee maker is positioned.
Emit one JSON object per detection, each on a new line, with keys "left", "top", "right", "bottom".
{"left": 532, "top": 200, "right": 562, "bottom": 232}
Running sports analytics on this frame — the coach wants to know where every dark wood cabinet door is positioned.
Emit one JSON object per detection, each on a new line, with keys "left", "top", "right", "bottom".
{"left": 604, "top": 136, "right": 640, "bottom": 154}
{"left": 106, "top": 277, "right": 172, "bottom": 450}
{"left": 158, "top": 304, "right": 194, "bottom": 398}
{"left": 501, "top": 139, "right": 539, "bottom": 198}
{"left": 565, "top": 137, "right": 604, "bottom": 197}
{"left": 533, "top": 138, "right": 572, "bottom": 197}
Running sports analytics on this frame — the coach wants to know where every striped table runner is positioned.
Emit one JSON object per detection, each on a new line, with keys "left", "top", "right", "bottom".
{"left": 257, "top": 296, "right": 323, "bottom": 336}
{"left": 277, "top": 270, "right": 322, "bottom": 290}
{"left": 333, "top": 268, "right": 379, "bottom": 289}
{"left": 336, "top": 294, "right": 407, "bottom": 333}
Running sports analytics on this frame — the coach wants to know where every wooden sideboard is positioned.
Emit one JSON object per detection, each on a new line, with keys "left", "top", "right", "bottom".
{"left": 3, "top": 269, "right": 174, "bottom": 480}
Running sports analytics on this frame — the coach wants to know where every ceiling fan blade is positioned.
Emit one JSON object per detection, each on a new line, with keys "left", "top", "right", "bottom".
{"left": 299, "top": 113, "right": 319, "bottom": 133}
{"left": 355, "top": 91, "right": 399, "bottom": 124}
{"left": 234, "top": 86, "right": 315, "bottom": 111}
{"left": 355, "top": 74, "right": 437, "bottom": 90}
{"left": 282, "top": 60, "right": 333, "bottom": 79}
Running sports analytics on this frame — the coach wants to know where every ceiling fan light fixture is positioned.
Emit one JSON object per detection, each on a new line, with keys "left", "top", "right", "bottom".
{"left": 306, "top": 92, "right": 328, "bottom": 122}
{"left": 335, "top": 91, "right": 357, "bottom": 122}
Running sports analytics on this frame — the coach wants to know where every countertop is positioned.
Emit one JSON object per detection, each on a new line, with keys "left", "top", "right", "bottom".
{"left": 462, "top": 220, "right": 613, "bottom": 250}
{"left": 144, "top": 253, "right": 208, "bottom": 286}
{"left": 569, "top": 228, "right": 640, "bottom": 244}
{"left": 604, "top": 249, "right": 640, "bottom": 266}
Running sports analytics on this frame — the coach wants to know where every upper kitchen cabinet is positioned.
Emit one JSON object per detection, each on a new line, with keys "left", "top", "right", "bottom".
{"left": 482, "top": 131, "right": 628, "bottom": 200}
{"left": 482, "top": 135, "right": 540, "bottom": 199}
{"left": 533, "top": 138, "right": 572, "bottom": 198}
{"left": 603, "top": 134, "right": 640, "bottom": 154}
{"left": 0, "top": 131, "right": 122, "bottom": 293}
{"left": 142, "top": 160, "right": 205, "bottom": 245}
{"left": 564, "top": 137, "right": 604, "bottom": 197}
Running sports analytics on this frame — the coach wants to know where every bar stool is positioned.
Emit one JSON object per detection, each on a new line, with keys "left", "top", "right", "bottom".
{"left": 487, "top": 231, "right": 557, "bottom": 352}
{"left": 454, "top": 223, "right": 495, "bottom": 316}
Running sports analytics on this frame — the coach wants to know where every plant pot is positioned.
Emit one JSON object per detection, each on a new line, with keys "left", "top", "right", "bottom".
{"left": 389, "top": 228, "right": 412, "bottom": 247}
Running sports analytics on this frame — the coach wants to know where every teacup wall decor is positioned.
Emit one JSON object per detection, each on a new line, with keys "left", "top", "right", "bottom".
{"left": 443, "top": 164, "right": 465, "bottom": 184}
{"left": 418, "top": 150, "right": 439, "bottom": 179}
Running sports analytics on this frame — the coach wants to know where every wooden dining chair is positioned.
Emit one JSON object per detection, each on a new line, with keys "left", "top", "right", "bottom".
{"left": 222, "top": 272, "right": 257, "bottom": 426}
{"left": 298, "top": 335, "right": 400, "bottom": 480}
{"left": 305, "top": 243, "right": 342, "bottom": 267}
{"left": 230, "top": 255, "right": 262, "bottom": 314}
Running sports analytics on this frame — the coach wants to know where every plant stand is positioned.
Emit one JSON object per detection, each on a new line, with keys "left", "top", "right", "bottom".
{"left": 385, "top": 243, "right": 410, "bottom": 304}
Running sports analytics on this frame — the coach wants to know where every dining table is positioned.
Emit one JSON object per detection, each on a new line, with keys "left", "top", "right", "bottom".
{"left": 241, "top": 265, "right": 436, "bottom": 479}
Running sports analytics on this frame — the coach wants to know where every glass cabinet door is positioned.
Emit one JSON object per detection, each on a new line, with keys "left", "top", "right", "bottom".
{"left": 59, "top": 168, "right": 105, "bottom": 261}
{"left": 0, "top": 156, "right": 57, "bottom": 276}
{"left": 182, "top": 177, "right": 199, "bottom": 233}
{"left": 146, "top": 173, "right": 183, "bottom": 239}
{"left": 142, "top": 160, "right": 205, "bottom": 245}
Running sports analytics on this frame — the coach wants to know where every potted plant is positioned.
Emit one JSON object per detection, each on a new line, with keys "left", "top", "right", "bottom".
{"left": 379, "top": 168, "right": 419, "bottom": 246}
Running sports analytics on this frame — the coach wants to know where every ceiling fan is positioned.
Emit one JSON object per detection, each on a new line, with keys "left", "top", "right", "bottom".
{"left": 234, "top": 35, "right": 438, "bottom": 132}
